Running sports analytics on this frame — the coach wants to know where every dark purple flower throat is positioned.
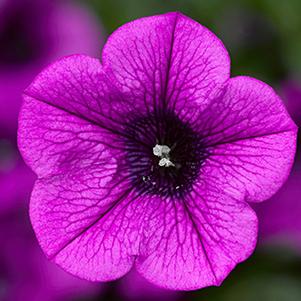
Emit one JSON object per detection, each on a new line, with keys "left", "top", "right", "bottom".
{"left": 123, "top": 109, "right": 208, "bottom": 198}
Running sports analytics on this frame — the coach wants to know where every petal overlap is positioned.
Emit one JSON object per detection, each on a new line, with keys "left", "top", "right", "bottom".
{"left": 31, "top": 177, "right": 147, "bottom": 281}
{"left": 136, "top": 190, "right": 257, "bottom": 290}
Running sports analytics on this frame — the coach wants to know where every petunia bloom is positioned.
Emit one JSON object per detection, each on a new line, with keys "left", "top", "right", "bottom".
{"left": 18, "top": 13, "right": 297, "bottom": 290}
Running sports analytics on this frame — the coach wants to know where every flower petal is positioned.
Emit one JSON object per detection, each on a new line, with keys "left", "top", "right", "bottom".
{"left": 135, "top": 190, "right": 257, "bottom": 290}
{"left": 195, "top": 76, "right": 297, "bottom": 202}
{"left": 19, "top": 55, "right": 141, "bottom": 177}
{"left": 31, "top": 175, "right": 147, "bottom": 281}
{"left": 21, "top": 98, "right": 147, "bottom": 281}
{"left": 102, "top": 12, "right": 230, "bottom": 116}
{"left": 18, "top": 95, "right": 121, "bottom": 178}
{"left": 23, "top": 54, "right": 132, "bottom": 136}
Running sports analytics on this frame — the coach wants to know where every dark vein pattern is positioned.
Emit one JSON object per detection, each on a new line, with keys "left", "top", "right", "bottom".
{"left": 18, "top": 12, "right": 297, "bottom": 290}
{"left": 123, "top": 109, "right": 208, "bottom": 198}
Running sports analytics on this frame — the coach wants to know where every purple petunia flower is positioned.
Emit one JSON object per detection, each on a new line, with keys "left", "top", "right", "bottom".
{"left": 18, "top": 13, "right": 297, "bottom": 290}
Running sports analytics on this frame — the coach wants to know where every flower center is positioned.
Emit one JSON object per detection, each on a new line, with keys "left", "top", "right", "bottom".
{"left": 123, "top": 110, "right": 208, "bottom": 198}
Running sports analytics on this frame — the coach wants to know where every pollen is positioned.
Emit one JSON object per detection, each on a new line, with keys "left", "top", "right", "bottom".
{"left": 153, "top": 144, "right": 175, "bottom": 167}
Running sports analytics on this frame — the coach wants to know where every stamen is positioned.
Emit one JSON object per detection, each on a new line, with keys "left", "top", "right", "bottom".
{"left": 124, "top": 111, "right": 207, "bottom": 198}
{"left": 153, "top": 144, "right": 175, "bottom": 167}
{"left": 152, "top": 144, "right": 171, "bottom": 157}
{"left": 159, "top": 158, "right": 175, "bottom": 167}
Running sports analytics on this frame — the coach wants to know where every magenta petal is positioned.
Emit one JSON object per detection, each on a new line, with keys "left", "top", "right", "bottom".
{"left": 19, "top": 55, "right": 135, "bottom": 177}
{"left": 23, "top": 55, "right": 128, "bottom": 135}
{"left": 102, "top": 12, "right": 230, "bottom": 116}
{"left": 195, "top": 76, "right": 297, "bottom": 202}
{"left": 18, "top": 95, "right": 144, "bottom": 280}
{"left": 30, "top": 177, "right": 147, "bottom": 281}
{"left": 135, "top": 191, "right": 257, "bottom": 290}
{"left": 18, "top": 94, "right": 120, "bottom": 178}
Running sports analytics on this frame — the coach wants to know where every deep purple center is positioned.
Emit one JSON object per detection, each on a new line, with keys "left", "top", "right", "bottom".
{"left": 123, "top": 110, "right": 208, "bottom": 198}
